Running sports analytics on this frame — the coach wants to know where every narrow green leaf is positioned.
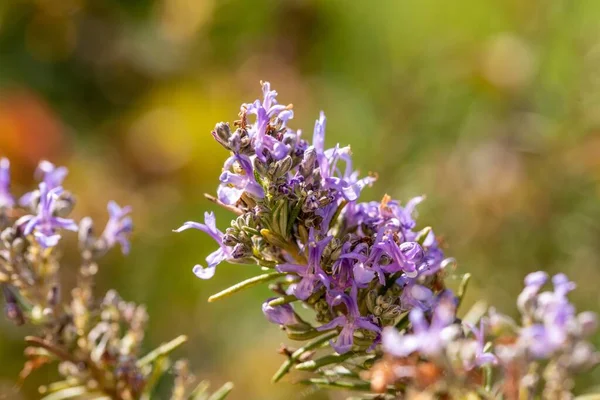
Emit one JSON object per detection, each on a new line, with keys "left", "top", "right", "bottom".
{"left": 298, "top": 378, "right": 371, "bottom": 391}
{"left": 294, "top": 352, "right": 355, "bottom": 371}
{"left": 208, "top": 272, "right": 285, "bottom": 303}
{"left": 267, "top": 295, "right": 298, "bottom": 307}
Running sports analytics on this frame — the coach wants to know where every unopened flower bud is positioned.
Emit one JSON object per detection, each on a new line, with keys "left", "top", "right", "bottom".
{"left": 262, "top": 298, "right": 298, "bottom": 326}
{"left": 54, "top": 191, "right": 76, "bottom": 217}
{"left": 211, "top": 122, "right": 231, "bottom": 148}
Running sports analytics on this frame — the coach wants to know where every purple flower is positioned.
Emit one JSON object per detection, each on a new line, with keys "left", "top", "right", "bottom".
{"left": 465, "top": 319, "right": 498, "bottom": 368}
{"left": 217, "top": 154, "right": 264, "bottom": 205}
{"left": 338, "top": 242, "right": 385, "bottom": 286}
{"left": 374, "top": 237, "right": 424, "bottom": 278}
{"left": 396, "top": 276, "right": 434, "bottom": 311}
{"left": 316, "top": 286, "right": 381, "bottom": 354}
{"left": 244, "top": 81, "right": 291, "bottom": 162}
{"left": 0, "top": 158, "right": 14, "bottom": 209}
{"left": 174, "top": 212, "right": 232, "bottom": 279}
{"left": 262, "top": 298, "right": 298, "bottom": 326}
{"left": 17, "top": 183, "right": 78, "bottom": 248}
{"left": 311, "top": 113, "right": 375, "bottom": 201}
{"left": 517, "top": 273, "right": 578, "bottom": 359}
{"left": 20, "top": 160, "right": 68, "bottom": 207}
{"left": 382, "top": 295, "right": 458, "bottom": 358}
{"left": 277, "top": 229, "right": 331, "bottom": 300}
{"left": 100, "top": 201, "right": 133, "bottom": 254}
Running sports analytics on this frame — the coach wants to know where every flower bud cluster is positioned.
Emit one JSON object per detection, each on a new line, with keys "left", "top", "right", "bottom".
{"left": 181, "top": 82, "right": 599, "bottom": 398}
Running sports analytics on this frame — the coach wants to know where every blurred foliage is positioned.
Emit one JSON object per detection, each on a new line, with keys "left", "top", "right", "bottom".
{"left": 1, "top": 0, "right": 600, "bottom": 398}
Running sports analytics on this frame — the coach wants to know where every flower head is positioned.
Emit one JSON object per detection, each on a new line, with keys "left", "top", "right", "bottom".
{"left": 18, "top": 183, "right": 78, "bottom": 248}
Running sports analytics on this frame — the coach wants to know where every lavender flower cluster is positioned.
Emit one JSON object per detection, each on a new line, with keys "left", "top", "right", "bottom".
{"left": 179, "top": 82, "right": 599, "bottom": 398}
{"left": 0, "top": 160, "right": 232, "bottom": 400}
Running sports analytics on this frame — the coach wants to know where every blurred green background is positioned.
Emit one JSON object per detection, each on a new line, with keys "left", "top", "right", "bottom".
{"left": 1, "top": 0, "right": 600, "bottom": 398}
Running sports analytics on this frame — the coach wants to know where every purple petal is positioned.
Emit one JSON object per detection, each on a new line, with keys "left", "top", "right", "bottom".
{"left": 34, "top": 232, "right": 61, "bottom": 248}
{"left": 316, "top": 316, "right": 345, "bottom": 331}
{"left": 276, "top": 263, "right": 307, "bottom": 275}
{"left": 262, "top": 298, "right": 298, "bottom": 325}
{"left": 382, "top": 327, "right": 420, "bottom": 357}
{"left": 355, "top": 317, "right": 381, "bottom": 333}
{"left": 353, "top": 263, "right": 375, "bottom": 286}
{"left": 331, "top": 324, "right": 354, "bottom": 354}
{"left": 217, "top": 184, "right": 243, "bottom": 205}
{"left": 205, "top": 248, "right": 228, "bottom": 268}
{"left": 192, "top": 264, "right": 216, "bottom": 279}
{"left": 51, "top": 217, "right": 79, "bottom": 231}
{"left": 293, "top": 276, "right": 318, "bottom": 300}
{"left": 525, "top": 271, "right": 548, "bottom": 288}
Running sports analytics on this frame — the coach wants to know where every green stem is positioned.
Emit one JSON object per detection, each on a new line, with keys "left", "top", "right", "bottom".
{"left": 271, "top": 331, "right": 337, "bottom": 383}
{"left": 294, "top": 352, "right": 355, "bottom": 371}
{"left": 208, "top": 272, "right": 285, "bottom": 303}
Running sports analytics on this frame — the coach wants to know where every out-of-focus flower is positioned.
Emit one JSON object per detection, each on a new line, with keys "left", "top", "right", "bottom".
{"left": 382, "top": 295, "right": 458, "bottom": 358}
{"left": 0, "top": 158, "right": 14, "bottom": 209}
{"left": 18, "top": 183, "right": 78, "bottom": 247}
{"left": 19, "top": 160, "right": 68, "bottom": 207}
{"left": 100, "top": 201, "right": 133, "bottom": 254}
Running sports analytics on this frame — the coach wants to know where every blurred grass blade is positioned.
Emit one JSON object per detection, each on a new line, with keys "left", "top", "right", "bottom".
{"left": 41, "top": 386, "right": 87, "bottom": 400}
{"left": 295, "top": 352, "right": 355, "bottom": 371}
{"left": 189, "top": 380, "right": 210, "bottom": 400}
{"left": 207, "top": 382, "right": 234, "bottom": 400}
{"left": 457, "top": 273, "right": 471, "bottom": 309}
{"left": 137, "top": 335, "right": 187, "bottom": 368}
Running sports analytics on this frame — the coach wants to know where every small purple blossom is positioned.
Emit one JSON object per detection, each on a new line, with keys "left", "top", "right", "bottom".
{"left": 217, "top": 154, "right": 264, "bottom": 205}
{"left": 20, "top": 160, "right": 68, "bottom": 207}
{"left": 17, "top": 183, "right": 78, "bottom": 248}
{"left": 277, "top": 229, "right": 331, "bottom": 300}
{"left": 243, "top": 81, "right": 291, "bottom": 162}
{"left": 174, "top": 212, "right": 231, "bottom": 279}
{"left": 465, "top": 319, "right": 498, "bottom": 368}
{"left": 262, "top": 298, "right": 298, "bottom": 326}
{"left": 396, "top": 276, "right": 434, "bottom": 311}
{"left": 0, "top": 158, "right": 14, "bottom": 209}
{"left": 517, "top": 272, "right": 578, "bottom": 359}
{"left": 100, "top": 201, "right": 133, "bottom": 254}
{"left": 382, "top": 295, "right": 458, "bottom": 358}
{"left": 316, "top": 286, "right": 381, "bottom": 354}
